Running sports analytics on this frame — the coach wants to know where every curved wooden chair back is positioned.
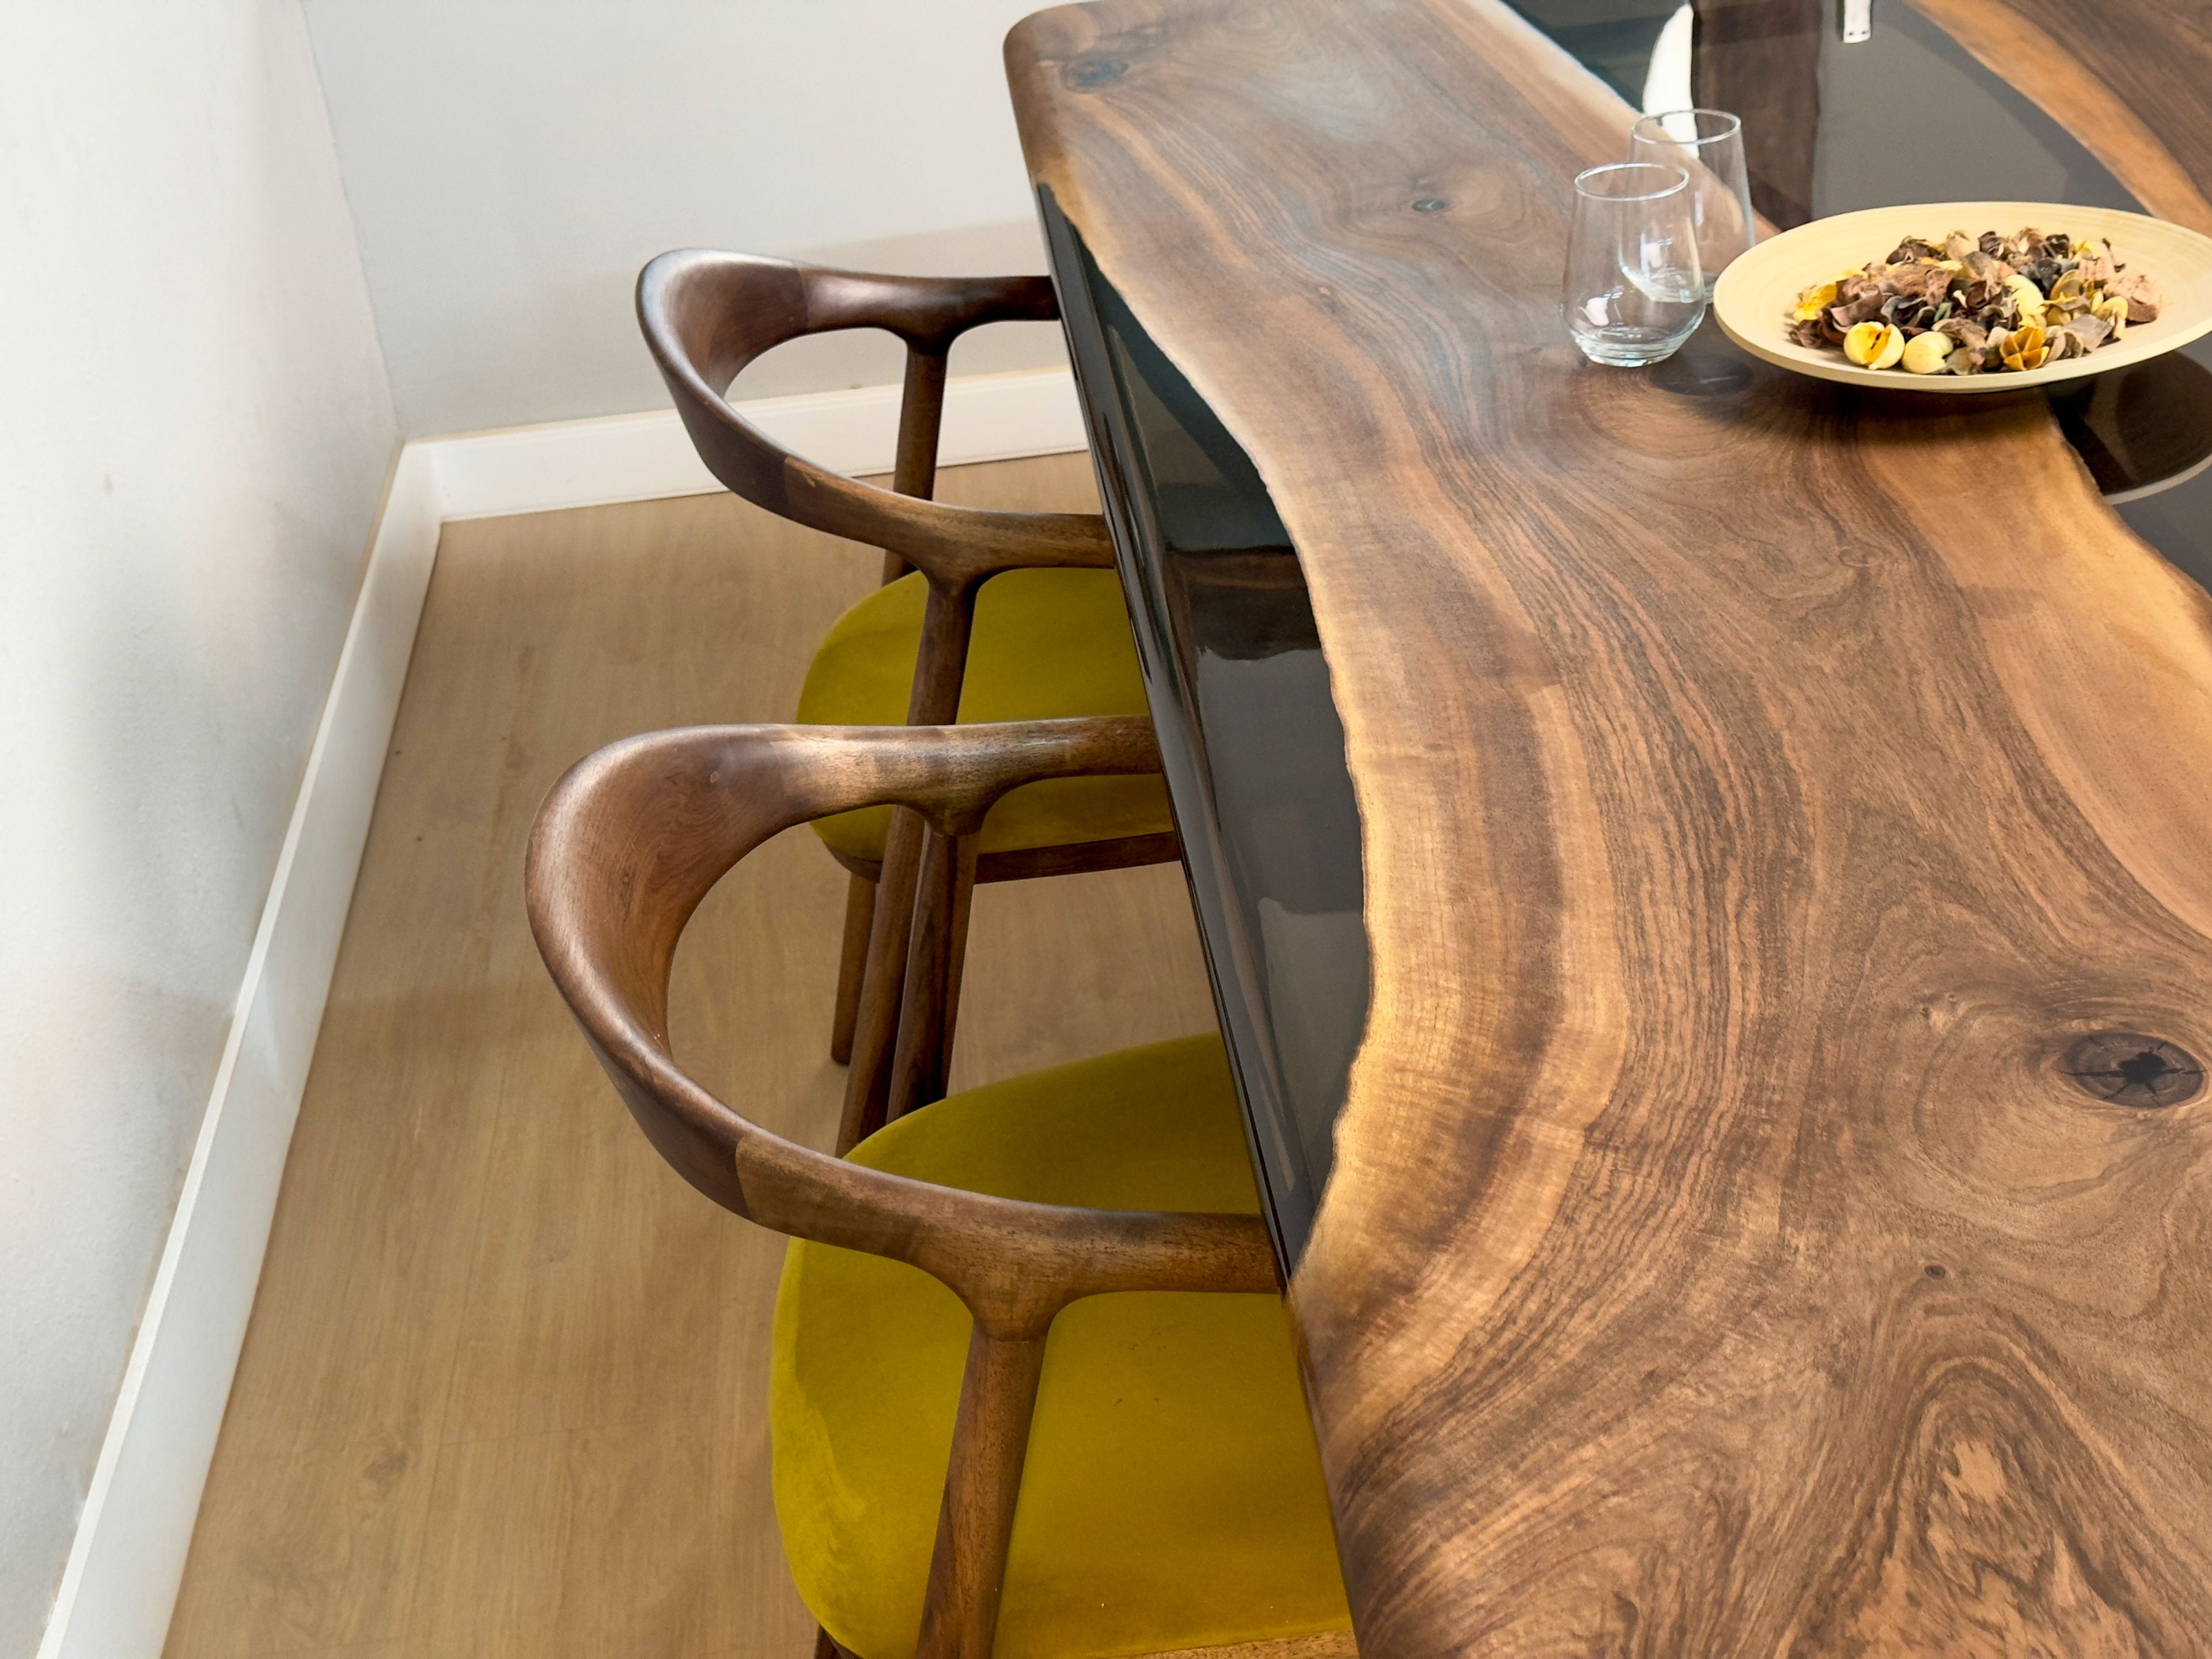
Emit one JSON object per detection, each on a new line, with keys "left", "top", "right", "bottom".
{"left": 525, "top": 717, "right": 1275, "bottom": 1658}
{"left": 636, "top": 249, "right": 1112, "bottom": 593}
{"left": 638, "top": 251, "right": 1131, "bottom": 1144}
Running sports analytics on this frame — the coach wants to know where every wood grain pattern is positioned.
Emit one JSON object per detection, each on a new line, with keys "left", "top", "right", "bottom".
{"left": 162, "top": 460, "right": 1221, "bottom": 1658}
{"left": 1009, "top": 0, "right": 2212, "bottom": 1650}
{"left": 1908, "top": 0, "right": 2212, "bottom": 236}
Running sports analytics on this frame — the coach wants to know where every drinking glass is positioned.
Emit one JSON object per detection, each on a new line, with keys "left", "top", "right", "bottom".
{"left": 1629, "top": 108, "right": 1756, "bottom": 291}
{"left": 1562, "top": 162, "right": 1705, "bottom": 368}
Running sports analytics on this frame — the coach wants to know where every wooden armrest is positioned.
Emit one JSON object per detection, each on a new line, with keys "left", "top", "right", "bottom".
{"left": 638, "top": 249, "right": 1111, "bottom": 584}
{"left": 527, "top": 718, "right": 1277, "bottom": 1334}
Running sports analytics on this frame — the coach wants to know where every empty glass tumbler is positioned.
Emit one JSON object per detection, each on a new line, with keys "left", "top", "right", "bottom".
{"left": 1562, "top": 161, "right": 1705, "bottom": 368}
{"left": 1629, "top": 108, "right": 1756, "bottom": 292}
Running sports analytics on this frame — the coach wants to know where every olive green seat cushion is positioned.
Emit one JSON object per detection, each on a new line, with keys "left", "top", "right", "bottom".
{"left": 794, "top": 568, "right": 1175, "bottom": 864}
{"left": 770, "top": 1035, "right": 1352, "bottom": 1659}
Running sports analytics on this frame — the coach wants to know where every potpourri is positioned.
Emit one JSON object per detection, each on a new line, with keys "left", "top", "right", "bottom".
{"left": 1787, "top": 227, "right": 2163, "bottom": 374}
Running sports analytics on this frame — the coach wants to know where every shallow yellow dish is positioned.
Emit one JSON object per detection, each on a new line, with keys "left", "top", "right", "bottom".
{"left": 1711, "top": 200, "right": 2212, "bottom": 393}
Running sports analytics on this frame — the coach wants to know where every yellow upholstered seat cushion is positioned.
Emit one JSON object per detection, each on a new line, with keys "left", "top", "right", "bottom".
{"left": 770, "top": 1035, "right": 1351, "bottom": 1659}
{"left": 793, "top": 567, "right": 1175, "bottom": 863}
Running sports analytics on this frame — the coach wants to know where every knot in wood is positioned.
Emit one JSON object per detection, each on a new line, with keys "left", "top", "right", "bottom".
{"left": 2060, "top": 1033, "right": 2203, "bottom": 1108}
{"left": 1064, "top": 56, "right": 1127, "bottom": 88}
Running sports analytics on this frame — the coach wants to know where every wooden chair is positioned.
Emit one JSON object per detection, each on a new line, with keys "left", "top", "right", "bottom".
{"left": 525, "top": 716, "right": 1353, "bottom": 1659}
{"left": 636, "top": 250, "right": 1179, "bottom": 1148}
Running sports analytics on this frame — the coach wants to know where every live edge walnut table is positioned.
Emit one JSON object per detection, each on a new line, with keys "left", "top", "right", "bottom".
{"left": 1006, "top": 0, "right": 2212, "bottom": 1652}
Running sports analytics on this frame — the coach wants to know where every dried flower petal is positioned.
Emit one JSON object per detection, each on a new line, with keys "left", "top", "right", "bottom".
{"left": 2108, "top": 270, "right": 2164, "bottom": 323}
{"left": 2067, "top": 311, "right": 2114, "bottom": 350}
{"left": 1794, "top": 279, "right": 1840, "bottom": 321}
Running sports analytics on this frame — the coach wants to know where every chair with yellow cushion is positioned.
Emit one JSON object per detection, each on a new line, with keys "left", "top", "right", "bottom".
{"left": 527, "top": 715, "right": 1354, "bottom": 1659}
{"left": 637, "top": 249, "right": 1178, "bottom": 1149}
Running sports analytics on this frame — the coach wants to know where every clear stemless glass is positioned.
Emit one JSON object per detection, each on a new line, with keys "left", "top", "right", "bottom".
{"left": 1562, "top": 162, "right": 1705, "bottom": 368}
{"left": 1629, "top": 108, "right": 1756, "bottom": 292}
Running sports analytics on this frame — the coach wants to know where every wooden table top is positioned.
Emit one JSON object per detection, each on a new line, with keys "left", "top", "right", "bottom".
{"left": 1008, "top": 0, "right": 2212, "bottom": 1649}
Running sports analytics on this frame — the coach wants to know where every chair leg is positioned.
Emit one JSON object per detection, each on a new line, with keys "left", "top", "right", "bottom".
{"left": 914, "top": 1325, "right": 1050, "bottom": 1659}
{"left": 843, "top": 575, "right": 976, "bottom": 1147}
{"left": 938, "top": 836, "right": 978, "bottom": 1094}
{"left": 830, "top": 872, "right": 876, "bottom": 1065}
{"left": 837, "top": 806, "right": 927, "bottom": 1154}
{"left": 888, "top": 828, "right": 971, "bottom": 1122}
{"left": 839, "top": 359, "right": 945, "bottom": 1063}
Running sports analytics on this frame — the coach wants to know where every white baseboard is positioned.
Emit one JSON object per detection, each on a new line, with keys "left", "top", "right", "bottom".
{"left": 36, "top": 441, "right": 445, "bottom": 1659}
{"left": 35, "top": 368, "right": 1085, "bottom": 1659}
{"left": 425, "top": 365, "right": 1087, "bottom": 520}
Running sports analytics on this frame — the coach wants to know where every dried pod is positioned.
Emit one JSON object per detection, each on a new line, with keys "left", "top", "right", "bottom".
{"left": 1845, "top": 320, "right": 1906, "bottom": 369}
{"left": 2005, "top": 273, "right": 2048, "bottom": 324}
{"left": 1902, "top": 331, "right": 1955, "bottom": 374}
{"left": 1957, "top": 267, "right": 2009, "bottom": 312}
{"left": 2092, "top": 293, "right": 2129, "bottom": 336}
{"left": 2000, "top": 322, "right": 2050, "bottom": 372}
{"left": 1945, "top": 231, "right": 1976, "bottom": 260}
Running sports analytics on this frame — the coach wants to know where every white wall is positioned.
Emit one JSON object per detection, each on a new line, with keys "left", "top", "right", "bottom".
{"left": 300, "top": 0, "right": 1072, "bottom": 437}
{"left": 0, "top": 4, "right": 397, "bottom": 1653}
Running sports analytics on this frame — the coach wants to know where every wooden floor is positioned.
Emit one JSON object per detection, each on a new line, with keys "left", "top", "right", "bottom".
{"left": 165, "top": 453, "right": 1221, "bottom": 1657}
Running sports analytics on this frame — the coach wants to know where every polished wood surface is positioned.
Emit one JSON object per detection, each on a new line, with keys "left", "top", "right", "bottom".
{"left": 163, "top": 460, "right": 1221, "bottom": 1658}
{"left": 1010, "top": 0, "right": 2212, "bottom": 1650}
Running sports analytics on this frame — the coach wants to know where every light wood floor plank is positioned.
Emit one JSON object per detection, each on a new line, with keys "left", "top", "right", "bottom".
{"left": 165, "top": 453, "right": 1218, "bottom": 1657}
